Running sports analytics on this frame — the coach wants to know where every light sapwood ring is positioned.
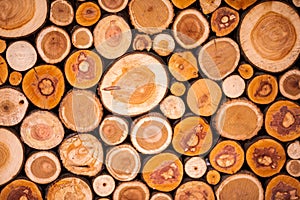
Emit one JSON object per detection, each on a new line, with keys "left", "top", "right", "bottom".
{"left": 93, "top": 174, "right": 115, "bottom": 197}
{"left": 50, "top": 0, "right": 74, "bottom": 26}
{"left": 184, "top": 156, "right": 207, "bottom": 178}
{"left": 98, "top": 0, "right": 128, "bottom": 13}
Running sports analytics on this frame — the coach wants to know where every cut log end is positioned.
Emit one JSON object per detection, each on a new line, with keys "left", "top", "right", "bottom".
{"left": 98, "top": 0, "right": 128, "bottom": 13}
{"left": 175, "top": 181, "right": 214, "bottom": 200}
{"left": 170, "top": 82, "right": 186, "bottom": 96}
{"left": 200, "top": 0, "right": 221, "bottom": 14}
{"left": 287, "top": 140, "right": 300, "bottom": 160}
{"left": 171, "top": 0, "right": 196, "bottom": 9}
{"left": 72, "top": 27, "right": 93, "bottom": 49}
{"left": 0, "top": 39, "right": 6, "bottom": 53}
{"left": 279, "top": 69, "right": 300, "bottom": 100}
{"left": 293, "top": 0, "right": 300, "bottom": 7}
{"left": 238, "top": 63, "right": 254, "bottom": 80}
{"left": 225, "top": 0, "right": 257, "bottom": 10}
{"left": 153, "top": 33, "right": 175, "bottom": 57}
{"left": 160, "top": 95, "right": 185, "bottom": 119}
{"left": 9, "top": 71, "right": 22, "bottom": 86}
{"left": 0, "top": 56, "right": 8, "bottom": 86}
{"left": 150, "top": 193, "right": 173, "bottom": 200}
{"left": 50, "top": 0, "right": 74, "bottom": 26}
{"left": 222, "top": 75, "right": 245, "bottom": 98}
{"left": 206, "top": 169, "right": 221, "bottom": 185}
{"left": 211, "top": 7, "right": 239, "bottom": 36}
{"left": 286, "top": 160, "right": 300, "bottom": 177}
{"left": 184, "top": 156, "right": 207, "bottom": 178}
{"left": 76, "top": 2, "right": 101, "bottom": 26}
{"left": 132, "top": 34, "right": 152, "bottom": 51}
{"left": 113, "top": 181, "right": 150, "bottom": 200}
{"left": 93, "top": 175, "right": 115, "bottom": 197}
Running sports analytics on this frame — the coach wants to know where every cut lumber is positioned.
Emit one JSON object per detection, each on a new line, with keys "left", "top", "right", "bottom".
{"left": 59, "top": 89, "right": 103, "bottom": 132}
{"left": 71, "top": 27, "right": 93, "bottom": 49}
{"left": 287, "top": 140, "right": 300, "bottom": 160}
{"left": 129, "top": 0, "right": 174, "bottom": 34}
{"left": 9, "top": 71, "right": 22, "bottom": 86}
{"left": 142, "top": 153, "right": 183, "bottom": 192}
{"left": 50, "top": 0, "right": 74, "bottom": 26}
{"left": 153, "top": 33, "right": 175, "bottom": 57}
{"left": 98, "top": 52, "right": 168, "bottom": 116}
{"left": 222, "top": 75, "right": 245, "bottom": 98}
{"left": 214, "top": 99, "right": 263, "bottom": 140}
{"left": 286, "top": 160, "right": 300, "bottom": 177}
{"left": 98, "top": 0, "right": 128, "bottom": 12}
{"left": 174, "top": 181, "right": 214, "bottom": 200}
{"left": 238, "top": 63, "right": 254, "bottom": 80}
{"left": 76, "top": 2, "right": 101, "bottom": 26}
{"left": 93, "top": 174, "right": 115, "bottom": 197}
{"left": 198, "top": 37, "right": 240, "bottom": 80}
{"left": 265, "top": 100, "right": 300, "bottom": 142}
{"left": 170, "top": 82, "right": 186, "bottom": 96}
{"left": 184, "top": 156, "right": 207, "bottom": 179}
{"left": 36, "top": 26, "right": 71, "bottom": 64}
{"left": 225, "top": 0, "right": 257, "bottom": 10}
{"left": 20, "top": 110, "right": 65, "bottom": 150}
{"left": 59, "top": 133, "right": 103, "bottom": 176}
{"left": 160, "top": 95, "right": 185, "bottom": 119}
{"left": 22, "top": 65, "right": 65, "bottom": 110}
{"left": 0, "top": 56, "right": 8, "bottom": 86}
{"left": 211, "top": 7, "right": 239, "bottom": 36}
{"left": 113, "top": 181, "right": 150, "bottom": 200}
{"left": 200, "top": 0, "right": 221, "bottom": 14}
{"left": 0, "top": 87, "right": 28, "bottom": 126}
{"left": 131, "top": 113, "right": 172, "bottom": 154}
{"left": 150, "top": 193, "right": 172, "bottom": 200}
{"left": 171, "top": 0, "right": 196, "bottom": 9}
{"left": 173, "top": 9, "right": 209, "bottom": 49}
{"left": 0, "top": 0, "right": 47, "bottom": 38}
{"left": 239, "top": 1, "right": 300, "bottom": 72}
{"left": 0, "top": 128, "right": 24, "bottom": 186}
{"left": 279, "top": 69, "right": 300, "bottom": 100}
{"left": 132, "top": 34, "right": 152, "bottom": 51}
{"left": 206, "top": 169, "right": 221, "bottom": 185}
{"left": 65, "top": 50, "right": 103, "bottom": 89}
{"left": 94, "top": 15, "right": 132, "bottom": 59}
{"left": 0, "top": 39, "right": 6, "bottom": 53}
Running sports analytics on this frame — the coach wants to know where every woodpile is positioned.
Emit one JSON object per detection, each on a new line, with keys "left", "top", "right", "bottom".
{"left": 0, "top": 0, "right": 300, "bottom": 199}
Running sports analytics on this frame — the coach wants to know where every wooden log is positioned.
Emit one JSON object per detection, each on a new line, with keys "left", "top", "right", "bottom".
{"left": 187, "top": 79, "right": 222, "bottom": 116}
{"left": 76, "top": 2, "right": 101, "bottom": 26}
{"left": 9, "top": 71, "right": 22, "bottom": 86}
{"left": 0, "top": 87, "right": 28, "bottom": 126}
{"left": 287, "top": 140, "right": 300, "bottom": 160}
{"left": 132, "top": 34, "right": 152, "bottom": 51}
{"left": 106, "top": 144, "right": 141, "bottom": 181}
{"left": 224, "top": 0, "right": 257, "bottom": 10}
{"left": 22, "top": 65, "right": 65, "bottom": 110}
{"left": 174, "top": 181, "right": 214, "bottom": 200}
{"left": 113, "top": 181, "right": 150, "bottom": 200}
{"left": 59, "top": 133, "right": 103, "bottom": 176}
{"left": 247, "top": 74, "right": 278, "bottom": 105}
{"left": 129, "top": 0, "right": 174, "bottom": 34}
{"left": 150, "top": 193, "right": 172, "bottom": 200}
{"left": 198, "top": 37, "right": 240, "bottom": 80}
{"left": 209, "top": 140, "right": 244, "bottom": 174}
{"left": 94, "top": 15, "right": 132, "bottom": 59}
{"left": 153, "top": 33, "right": 175, "bottom": 57}
{"left": 206, "top": 169, "right": 221, "bottom": 185}
{"left": 0, "top": 128, "right": 24, "bottom": 186}
{"left": 168, "top": 51, "right": 198, "bottom": 81}
{"left": 211, "top": 7, "right": 239, "bottom": 37}
{"left": 238, "top": 63, "right": 254, "bottom": 80}
{"left": 59, "top": 89, "right": 103, "bottom": 132}
{"left": 214, "top": 99, "right": 263, "bottom": 140}
{"left": 71, "top": 27, "right": 93, "bottom": 49}
{"left": 173, "top": 9, "right": 209, "bottom": 49}
{"left": 265, "top": 100, "right": 300, "bottom": 142}
{"left": 293, "top": 0, "right": 300, "bottom": 7}
{"left": 0, "top": 39, "right": 6, "bottom": 53}
{"left": 46, "top": 176, "right": 93, "bottom": 200}
{"left": 199, "top": 0, "right": 221, "bottom": 14}
{"left": 172, "top": 116, "right": 213, "bottom": 156}
{"left": 50, "top": 0, "right": 74, "bottom": 26}
{"left": 265, "top": 175, "right": 300, "bottom": 200}
{"left": 98, "top": 0, "right": 128, "bottom": 13}
{"left": 25, "top": 151, "right": 61, "bottom": 184}
{"left": 93, "top": 174, "right": 115, "bottom": 197}
{"left": 286, "top": 160, "right": 300, "bottom": 177}
{"left": 0, "top": 0, "right": 47, "bottom": 38}
{"left": 20, "top": 110, "right": 65, "bottom": 150}
{"left": 279, "top": 69, "right": 300, "bottom": 100}
{"left": 98, "top": 52, "right": 168, "bottom": 116}
{"left": 171, "top": 0, "right": 196, "bottom": 9}
{"left": 36, "top": 26, "right": 71, "bottom": 64}
{"left": 170, "top": 82, "right": 186, "bottom": 96}
{"left": 160, "top": 95, "right": 185, "bottom": 119}
{"left": 0, "top": 179, "right": 42, "bottom": 200}
{"left": 184, "top": 156, "right": 207, "bottom": 179}
{"left": 0, "top": 55, "right": 8, "bottom": 86}
{"left": 131, "top": 113, "right": 172, "bottom": 154}
{"left": 239, "top": 1, "right": 300, "bottom": 72}
{"left": 222, "top": 75, "right": 245, "bottom": 98}
{"left": 216, "top": 172, "right": 264, "bottom": 200}
{"left": 246, "top": 138, "right": 286, "bottom": 177}
{"left": 65, "top": 50, "right": 103, "bottom": 89}
{"left": 99, "top": 115, "right": 128, "bottom": 146}
{"left": 6, "top": 40, "right": 37, "bottom": 71}
{"left": 142, "top": 153, "right": 183, "bottom": 192}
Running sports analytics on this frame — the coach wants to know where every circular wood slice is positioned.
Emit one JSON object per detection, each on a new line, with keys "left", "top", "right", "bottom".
{"left": 46, "top": 176, "right": 93, "bottom": 200}
{"left": 222, "top": 75, "right": 245, "bottom": 98}
{"left": 214, "top": 99, "right": 263, "bottom": 140}
{"left": 239, "top": 1, "right": 300, "bottom": 72}
{"left": 59, "top": 89, "right": 103, "bottom": 132}
{"left": 94, "top": 15, "right": 132, "bottom": 59}
{"left": 20, "top": 110, "right": 64, "bottom": 150}
{"left": 59, "top": 133, "right": 103, "bottom": 176}
{"left": 0, "top": 39, "right": 6, "bottom": 53}
{"left": 129, "top": 0, "right": 174, "bottom": 34}
{"left": 287, "top": 140, "right": 300, "bottom": 160}
{"left": 209, "top": 140, "right": 244, "bottom": 174}
{"left": 76, "top": 2, "right": 101, "bottom": 26}
{"left": 36, "top": 26, "right": 71, "bottom": 64}
{"left": 0, "top": 0, "right": 47, "bottom": 38}
{"left": 170, "top": 82, "right": 186, "bottom": 96}
{"left": 184, "top": 156, "right": 207, "bottom": 179}
{"left": 173, "top": 9, "right": 209, "bottom": 49}
{"left": 0, "top": 56, "right": 8, "bottom": 86}
{"left": 106, "top": 144, "right": 141, "bottom": 181}
{"left": 174, "top": 181, "right": 214, "bottom": 200}
{"left": 150, "top": 193, "right": 172, "bottom": 200}
{"left": 22, "top": 65, "right": 65, "bottom": 110}
{"left": 0, "top": 128, "right": 24, "bottom": 186}
{"left": 200, "top": 0, "right": 221, "bottom": 14}
{"left": 265, "top": 100, "right": 300, "bottom": 142}
{"left": 160, "top": 95, "right": 185, "bottom": 119}
{"left": 153, "top": 33, "right": 175, "bottom": 57}
{"left": 9, "top": 71, "right": 22, "bottom": 86}
{"left": 172, "top": 116, "right": 213, "bottom": 156}
{"left": 0, "top": 87, "right": 28, "bottom": 126}
{"left": 279, "top": 69, "right": 300, "bottom": 100}
{"left": 206, "top": 169, "right": 221, "bottom": 185}
{"left": 72, "top": 27, "right": 93, "bottom": 49}
{"left": 50, "top": 0, "right": 74, "bottom": 26}
{"left": 286, "top": 160, "right": 300, "bottom": 177}
{"left": 131, "top": 113, "right": 172, "bottom": 154}
{"left": 198, "top": 37, "right": 240, "bottom": 80}
{"left": 0, "top": 179, "right": 42, "bottom": 200}
{"left": 99, "top": 52, "right": 168, "bottom": 116}
{"left": 265, "top": 175, "right": 300, "bottom": 200}
{"left": 113, "top": 181, "right": 150, "bottom": 200}
{"left": 93, "top": 174, "right": 115, "bottom": 197}
{"left": 216, "top": 173, "right": 264, "bottom": 200}
{"left": 143, "top": 153, "right": 183, "bottom": 192}
{"left": 168, "top": 51, "right": 198, "bottom": 81}
{"left": 98, "top": 0, "right": 128, "bottom": 12}
{"left": 187, "top": 79, "right": 222, "bottom": 116}
{"left": 99, "top": 115, "right": 128, "bottom": 146}
{"left": 224, "top": 0, "right": 257, "bottom": 10}
{"left": 246, "top": 138, "right": 286, "bottom": 177}
{"left": 25, "top": 151, "right": 61, "bottom": 184}
{"left": 211, "top": 7, "right": 239, "bottom": 36}
{"left": 6, "top": 41, "right": 37, "bottom": 71}
{"left": 132, "top": 34, "right": 152, "bottom": 51}
{"left": 65, "top": 50, "right": 103, "bottom": 89}
{"left": 238, "top": 63, "right": 254, "bottom": 80}
{"left": 293, "top": 0, "right": 300, "bottom": 7}
{"left": 172, "top": 0, "right": 196, "bottom": 9}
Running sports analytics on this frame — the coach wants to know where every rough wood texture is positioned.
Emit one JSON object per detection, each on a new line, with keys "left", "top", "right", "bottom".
{"left": 98, "top": 0, "right": 128, "bottom": 12}
{"left": 171, "top": 0, "right": 196, "bottom": 9}
{"left": 71, "top": 27, "right": 93, "bottom": 49}
{"left": 286, "top": 160, "right": 300, "bottom": 177}
{"left": 170, "top": 82, "right": 186, "bottom": 96}
{"left": 222, "top": 75, "right": 245, "bottom": 98}
{"left": 200, "top": 0, "right": 221, "bottom": 14}
{"left": 8, "top": 71, "right": 22, "bottom": 86}
{"left": 160, "top": 95, "right": 185, "bottom": 119}
{"left": 206, "top": 169, "right": 221, "bottom": 185}
{"left": 175, "top": 181, "right": 214, "bottom": 200}
{"left": 0, "top": 39, "right": 6, "bottom": 53}
{"left": 184, "top": 156, "right": 207, "bottom": 179}
{"left": 287, "top": 140, "right": 300, "bottom": 160}
{"left": 113, "top": 181, "right": 150, "bottom": 200}
{"left": 151, "top": 193, "right": 172, "bottom": 200}
{"left": 76, "top": 2, "right": 101, "bottom": 26}
{"left": 50, "top": 0, "right": 74, "bottom": 26}
{"left": 225, "top": 0, "right": 257, "bottom": 10}
{"left": 153, "top": 33, "right": 175, "bottom": 57}
{"left": 93, "top": 174, "right": 115, "bottom": 197}
{"left": 211, "top": 7, "right": 239, "bottom": 36}
{"left": 238, "top": 63, "right": 254, "bottom": 80}
{"left": 0, "top": 56, "right": 8, "bottom": 86}
{"left": 279, "top": 69, "right": 300, "bottom": 100}
{"left": 132, "top": 34, "right": 152, "bottom": 51}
